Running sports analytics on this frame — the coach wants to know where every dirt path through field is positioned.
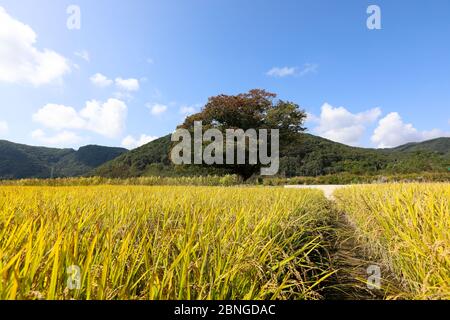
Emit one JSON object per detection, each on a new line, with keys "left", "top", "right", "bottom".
{"left": 322, "top": 214, "right": 387, "bottom": 299}
{"left": 284, "top": 185, "right": 347, "bottom": 200}
{"left": 286, "top": 184, "right": 389, "bottom": 299}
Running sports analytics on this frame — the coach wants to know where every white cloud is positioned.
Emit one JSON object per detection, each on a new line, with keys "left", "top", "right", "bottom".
{"left": 33, "top": 99, "right": 127, "bottom": 138}
{"left": 179, "top": 104, "right": 200, "bottom": 115}
{"left": 148, "top": 103, "right": 168, "bottom": 115}
{"left": 267, "top": 66, "right": 297, "bottom": 78}
{"left": 0, "top": 6, "right": 70, "bottom": 86}
{"left": 121, "top": 134, "right": 158, "bottom": 149}
{"left": 371, "top": 112, "right": 450, "bottom": 148}
{"left": 32, "top": 104, "right": 85, "bottom": 130}
{"left": 266, "top": 64, "right": 318, "bottom": 78}
{"left": 310, "top": 103, "right": 381, "bottom": 146}
{"left": 74, "top": 50, "right": 90, "bottom": 62}
{"left": 91, "top": 74, "right": 140, "bottom": 94}
{"left": 31, "top": 129, "right": 81, "bottom": 146}
{"left": 0, "top": 120, "right": 8, "bottom": 135}
{"left": 306, "top": 112, "right": 319, "bottom": 123}
{"left": 80, "top": 99, "right": 127, "bottom": 138}
{"left": 298, "top": 63, "right": 318, "bottom": 76}
{"left": 90, "top": 73, "right": 113, "bottom": 87}
{"left": 115, "top": 77, "right": 140, "bottom": 91}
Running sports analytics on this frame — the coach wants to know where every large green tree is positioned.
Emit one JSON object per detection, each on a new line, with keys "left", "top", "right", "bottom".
{"left": 175, "top": 89, "right": 307, "bottom": 179}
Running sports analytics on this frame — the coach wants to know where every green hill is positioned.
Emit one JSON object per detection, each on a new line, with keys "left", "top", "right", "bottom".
{"left": 392, "top": 137, "right": 450, "bottom": 155}
{"left": 94, "top": 135, "right": 173, "bottom": 178}
{"left": 2, "top": 135, "right": 448, "bottom": 180}
{"left": 94, "top": 134, "right": 450, "bottom": 178}
{"left": 0, "top": 140, "right": 127, "bottom": 179}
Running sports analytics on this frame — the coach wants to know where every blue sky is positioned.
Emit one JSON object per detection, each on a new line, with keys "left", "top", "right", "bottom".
{"left": 0, "top": 0, "right": 449, "bottom": 149}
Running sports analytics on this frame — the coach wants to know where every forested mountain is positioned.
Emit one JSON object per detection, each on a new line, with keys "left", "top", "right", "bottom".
{"left": 391, "top": 138, "right": 450, "bottom": 155}
{"left": 94, "top": 135, "right": 450, "bottom": 178}
{"left": 1, "top": 136, "right": 448, "bottom": 180}
{"left": 0, "top": 140, "right": 127, "bottom": 179}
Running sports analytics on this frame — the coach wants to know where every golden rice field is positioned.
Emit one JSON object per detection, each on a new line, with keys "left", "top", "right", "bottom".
{"left": 0, "top": 181, "right": 448, "bottom": 300}
{"left": 0, "top": 186, "right": 333, "bottom": 300}
{"left": 334, "top": 183, "right": 450, "bottom": 299}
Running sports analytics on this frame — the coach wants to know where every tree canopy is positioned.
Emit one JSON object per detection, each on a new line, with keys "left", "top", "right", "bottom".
{"left": 176, "top": 89, "right": 307, "bottom": 179}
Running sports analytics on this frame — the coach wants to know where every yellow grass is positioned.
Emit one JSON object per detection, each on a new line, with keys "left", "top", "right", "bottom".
{"left": 334, "top": 183, "right": 450, "bottom": 299}
{"left": 0, "top": 186, "right": 332, "bottom": 300}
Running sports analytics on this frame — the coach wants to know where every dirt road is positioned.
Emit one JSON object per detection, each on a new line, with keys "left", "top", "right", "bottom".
{"left": 284, "top": 185, "right": 348, "bottom": 200}
{"left": 285, "top": 184, "right": 388, "bottom": 299}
